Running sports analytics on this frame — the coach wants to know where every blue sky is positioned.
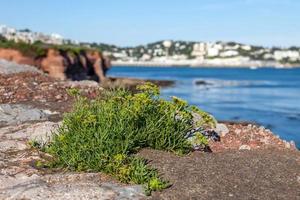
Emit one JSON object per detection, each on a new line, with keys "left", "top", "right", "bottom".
{"left": 0, "top": 0, "right": 299, "bottom": 47}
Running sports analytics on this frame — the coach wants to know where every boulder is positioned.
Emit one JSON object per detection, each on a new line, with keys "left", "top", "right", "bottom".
{"left": 214, "top": 123, "right": 229, "bottom": 137}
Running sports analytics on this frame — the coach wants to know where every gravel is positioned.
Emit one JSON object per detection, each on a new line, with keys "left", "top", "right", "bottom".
{"left": 209, "top": 123, "right": 297, "bottom": 152}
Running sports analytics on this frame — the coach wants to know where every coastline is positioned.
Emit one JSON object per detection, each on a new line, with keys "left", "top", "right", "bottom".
{"left": 112, "top": 60, "right": 300, "bottom": 68}
{"left": 0, "top": 60, "right": 299, "bottom": 199}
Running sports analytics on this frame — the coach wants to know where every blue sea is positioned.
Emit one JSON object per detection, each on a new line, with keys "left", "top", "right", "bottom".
{"left": 108, "top": 66, "right": 300, "bottom": 148}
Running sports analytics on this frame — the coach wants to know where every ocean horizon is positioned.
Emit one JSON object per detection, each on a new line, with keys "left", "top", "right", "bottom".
{"left": 108, "top": 66, "right": 300, "bottom": 148}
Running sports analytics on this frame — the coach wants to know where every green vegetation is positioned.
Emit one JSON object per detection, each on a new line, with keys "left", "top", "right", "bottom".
{"left": 35, "top": 83, "right": 215, "bottom": 195}
{"left": 0, "top": 38, "right": 100, "bottom": 58}
{"left": 0, "top": 39, "right": 47, "bottom": 57}
{"left": 280, "top": 57, "right": 300, "bottom": 65}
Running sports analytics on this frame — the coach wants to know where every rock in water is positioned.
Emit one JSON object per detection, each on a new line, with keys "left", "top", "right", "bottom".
{"left": 195, "top": 80, "right": 212, "bottom": 86}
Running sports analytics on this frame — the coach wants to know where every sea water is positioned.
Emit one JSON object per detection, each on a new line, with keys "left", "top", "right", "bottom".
{"left": 108, "top": 66, "right": 300, "bottom": 148}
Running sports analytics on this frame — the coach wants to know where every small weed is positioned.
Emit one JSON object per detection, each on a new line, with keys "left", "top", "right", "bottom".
{"left": 35, "top": 160, "right": 44, "bottom": 168}
{"left": 28, "top": 140, "right": 41, "bottom": 149}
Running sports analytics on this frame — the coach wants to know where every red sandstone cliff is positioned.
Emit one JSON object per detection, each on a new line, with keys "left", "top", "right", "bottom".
{"left": 0, "top": 48, "right": 111, "bottom": 82}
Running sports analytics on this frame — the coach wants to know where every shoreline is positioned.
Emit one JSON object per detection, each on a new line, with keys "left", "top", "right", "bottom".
{"left": 112, "top": 61, "right": 300, "bottom": 68}
{"left": 0, "top": 60, "right": 299, "bottom": 199}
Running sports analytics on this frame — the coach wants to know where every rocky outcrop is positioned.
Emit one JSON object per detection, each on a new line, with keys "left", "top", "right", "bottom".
{"left": 0, "top": 59, "right": 40, "bottom": 74}
{"left": 0, "top": 60, "right": 299, "bottom": 199}
{"left": 0, "top": 120, "right": 145, "bottom": 200}
{"left": 0, "top": 48, "right": 35, "bottom": 66}
{"left": 0, "top": 172, "right": 144, "bottom": 200}
{"left": 0, "top": 47, "right": 111, "bottom": 82}
{"left": 40, "top": 49, "right": 67, "bottom": 80}
{"left": 0, "top": 104, "right": 52, "bottom": 127}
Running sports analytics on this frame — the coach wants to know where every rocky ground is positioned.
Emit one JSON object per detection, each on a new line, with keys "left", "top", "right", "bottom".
{"left": 139, "top": 148, "right": 300, "bottom": 200}
{"left": 0, "top": 60, "right": 299, "bottom": 199}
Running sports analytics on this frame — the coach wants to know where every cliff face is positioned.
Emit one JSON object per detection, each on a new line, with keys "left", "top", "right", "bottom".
{"left": 0, "top": 48, "right": 35, "bottom": 66}
{"left": 0, "top": 48, "right": 111, "bottom": 81}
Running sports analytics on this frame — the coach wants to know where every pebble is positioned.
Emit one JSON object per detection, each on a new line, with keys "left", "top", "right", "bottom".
{"left": 290, "top": 141, "right": 296, "bottom": 147}
{"left": 239, "top": 145, "right": 251, "bottom": 151}
{"left": 284, "top": 141, "right": 291, "bottom": 149}
{"left": 235, "top": 129, "right": 241, "bottom": 135}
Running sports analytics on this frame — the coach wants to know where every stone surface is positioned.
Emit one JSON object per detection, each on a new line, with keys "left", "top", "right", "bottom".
{"left": 6, "top": 121, "right": 61, "bottom": 144}
{"left": 0, "top": 104, "right": 50, "bottom": 126}
{"left": 0, "top": 140, "right": 28, "bottom": 152}
{"left": 0, "top": 121, "right": 145, "bottom": 200}
{"left": 0, "top": 59, "right": 40, "bottom": 75}
{"left": 65, "top": 80, "right": 100, "bottom": 88}
{"left": 191, "top": 112, "right": 202, "bottom": 127}
{"left": 139, "top": 148, "right": 300, "bottom": 200}
{"left": 214, "top": 123, "right": 229, "bottom": 137}
{"left": 0, "top": 173, "right": 144, "bottom": 200}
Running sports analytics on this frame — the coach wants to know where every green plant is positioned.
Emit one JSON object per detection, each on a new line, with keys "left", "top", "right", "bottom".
{"left": 42, "top": 83, "right": 215, "bottom": 195}
{"left": 188, "top": 132, "right": 209, "bottom": 148}
{"left": 28, "top": 140, "right": 41, "bottom": 149}
{"left": 0, "top": 39, "right": 48, "bottom": 58}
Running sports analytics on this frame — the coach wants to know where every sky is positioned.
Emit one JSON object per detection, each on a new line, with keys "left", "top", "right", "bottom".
{"left": 0, "top": 0, "right": 299, "bottom": 47}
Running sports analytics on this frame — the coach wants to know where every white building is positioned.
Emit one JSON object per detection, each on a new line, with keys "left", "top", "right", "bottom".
{"left": 0, "top": 24, "right": 65, "bottom": 45}
{"left": 0, "top": 25, "right": 16, "bottom": 35}
{"left": 153, "top": 48, "right": 164, "bottom": 56}
{"left": 263, "top": 53, "right": 274, "bottom": 60}
{"left": 224, "top": 44, "right": 240, "bottom": 50}
{"left": 220, "top": 50, "right": 239, "bottom": 57}
{"left": 50, "top": 33, "right": 64, "bottom": 45}
{"left": 192, "top": 43, "right": 206, "bottom": 57}
{"left": 273, "top": 50, "right": 300, "bottom": 61}
{"left": 241, "top": 45, "right": 252, "bottom": 51}
{"left": 140, "top": 54, "right": 151, "bottom": 61}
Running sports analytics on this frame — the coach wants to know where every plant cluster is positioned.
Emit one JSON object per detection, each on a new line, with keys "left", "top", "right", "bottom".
{"left": 41, "top": 83, "right": 216, "bottom": 195}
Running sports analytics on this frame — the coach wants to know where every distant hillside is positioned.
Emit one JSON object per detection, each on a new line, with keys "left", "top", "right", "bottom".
{"left": 92, "top": 40, "right": 300, "bottom": 66}
{"left": 1, "top": 24, "right": 300, "bottom": 67}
